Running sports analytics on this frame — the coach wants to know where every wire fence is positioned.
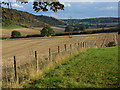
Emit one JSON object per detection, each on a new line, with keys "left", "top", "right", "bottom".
{"left": 2, "top": 33, "right": 118, "bottom": 88}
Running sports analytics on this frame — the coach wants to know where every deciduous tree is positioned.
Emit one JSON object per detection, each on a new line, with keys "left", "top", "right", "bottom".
{"left": 41, "top": 25, "right": 55, "bottom": 37}
{"left": 1, "top": 0, "right": 64, "bottom": 12}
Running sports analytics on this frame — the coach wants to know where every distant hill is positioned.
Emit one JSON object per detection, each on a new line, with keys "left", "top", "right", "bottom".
{"left": 1, "top": 7, "right": 65, "bottom": 28}
{"left": 62, "top": 17, "right": 118, "bottom": 28}
{"left": 62, "top": 17, "right": 118, "bottom": 24}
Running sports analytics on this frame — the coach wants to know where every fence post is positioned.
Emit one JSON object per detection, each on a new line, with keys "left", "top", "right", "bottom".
{"left": 74, "top": 43, "right": 76, "bottom": 51}
{"left": 78, "top": 42, "right": 79, "bottom": 51}
{"left": 58, "top": 46, "right": 60, "bottom": 55}
{"left": 35, "top": 51, "right": 38, "bottom": 72}
{"left": 75, "top": 43, "right": 76, "bottom": 47}
{"left": 14, "top": 56, "right": 17, "bottom": 82}
{"left": 83, "top": 42, "right": 84, "bottom": 48}
{"left": 70, "top": 44, "right": 72, "bottom": 55}
{"left": 64, "top": 44, "right": 67, "bottom": 52}
{"left": 86, "top": 42, "right": 88, "bottom": 48}
{"left": 81, "top": 42, "right": 82, "bottom": 48}
{"left": 49, "top": 48, "right": 51, "bottom": 61}
{"left": 85, "top": 42, "right": 86, "bottom": 48}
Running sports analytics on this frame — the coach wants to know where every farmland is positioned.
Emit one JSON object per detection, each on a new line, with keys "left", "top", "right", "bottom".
{"left": 1, "top": 2, "right": 119, "bottom": 88}
{"left": 2, "top": 32, "right": 118, "bottom": 88}
{"left": 1, "top": 26, "right": 117, "bottom": 38}
{"left": 2, "top": 33, "right": 117, "bottom": 68}
{"left": 1, "top": 26, "right": 65, "bottom": 38}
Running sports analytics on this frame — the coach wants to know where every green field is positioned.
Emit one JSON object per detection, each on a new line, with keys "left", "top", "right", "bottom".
{"left": 23, "top": 46, "right": 118, "bottom": 88}
{"left": 2, "top": 25, "right": 26, "bottom": 29}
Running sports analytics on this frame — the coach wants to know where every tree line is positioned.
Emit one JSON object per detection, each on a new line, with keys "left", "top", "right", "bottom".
{"left": 11, "top": 24, "right": 86, "bottom": 38}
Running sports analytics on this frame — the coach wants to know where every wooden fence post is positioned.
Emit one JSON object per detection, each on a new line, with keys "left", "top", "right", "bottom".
{"left": 114, "top": 34, "right": 118, "bottom": 45}
{"left": 83, "top": 42, "right": 84, "bottom": 48}
{"left": 85, "top": 42, "right": 86, "bottom": 48}
{"left": 14, "top": 56, "right": 17, "bottom": 82}
{"left": 74, "top": 43, "right": 76, "bottom": 50}
{"left": 49, "top": 48, "right": 51, "bottom": 61}
{"left": 70, "top": 44, "right": 72, "bottom": 54}
{"left": 58, "top": 46, "right": 60, "bottom": 55}
{"left": 64, "top": 44, "right": 67, "bottom": 52}
{"left": 81, "top": 42, "right": 82, "bottom": 48}
{"left": 35, "top": 51, "right": 38, "bottom": 72}
{"left": 86, "top": 42, "right": 88, "bottom": 48}
{"left": 75, "top": 43, "right": 76, "bottom": 47}
{"left": 78, "top": 42, "right": 79, "bottom": 51}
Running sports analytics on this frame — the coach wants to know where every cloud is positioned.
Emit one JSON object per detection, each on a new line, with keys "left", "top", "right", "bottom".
{"left": 99, "top": 6, "right": 117, "bottom": 10}
{"left": 105, "top": 6, "right": 115, "bottom": 10}
{"left": 12, "top": 3, "right": 24, "bottom": 8}
{"left": 66, "top": 3, "right": 71, "bottom": 7}
{"left": 61, "top": 3, "right": 71, "bottom": 7}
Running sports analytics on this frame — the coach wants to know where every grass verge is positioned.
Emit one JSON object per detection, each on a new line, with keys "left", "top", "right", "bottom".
{"left": 22, "top": 46, "right": 118, "bottom": 88}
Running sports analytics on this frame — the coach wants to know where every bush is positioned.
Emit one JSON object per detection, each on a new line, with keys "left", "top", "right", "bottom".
{"left": 11, "top": 31, "right": 21, "bottom": 38}
{"left": 106, "top": 41, "right": 116, "bottom": 47}
{"left": 84, "top": 31, "right": 93, "bottom": 34}
{"left": 41, "top": 25, "right": 55, "bottom": 37}
{"left": 79, "top": 25, "right": 86, "bottom": 31}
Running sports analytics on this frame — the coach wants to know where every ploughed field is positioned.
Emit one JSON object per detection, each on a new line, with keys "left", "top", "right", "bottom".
{"left": 2, "top": 32, "right": 118, "bottom": 70}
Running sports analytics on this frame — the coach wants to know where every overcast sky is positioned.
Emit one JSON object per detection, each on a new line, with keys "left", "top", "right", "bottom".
{"left": 1, "top": 0, "right": 119, "bottom": 19}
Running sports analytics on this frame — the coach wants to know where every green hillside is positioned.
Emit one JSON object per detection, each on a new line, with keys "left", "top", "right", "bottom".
{"left": 1, "top": 7, "right": 65, "bottom": 28}
{"left": 36, "top": 15, "right": 65, "bottom": 26}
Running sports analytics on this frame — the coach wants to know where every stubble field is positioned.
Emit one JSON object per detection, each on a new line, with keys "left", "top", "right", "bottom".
{"left": 2, "top": 32, "right": 118, "bottom": 69}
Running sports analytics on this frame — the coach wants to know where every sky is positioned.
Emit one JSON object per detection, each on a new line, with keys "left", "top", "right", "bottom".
{"left": 1, "top": 0, "right": 119, "bottom": 19}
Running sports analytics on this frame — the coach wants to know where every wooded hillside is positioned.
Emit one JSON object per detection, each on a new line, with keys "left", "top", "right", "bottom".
{"left": 1, "top": 7, "right": 65, "bottom": 28}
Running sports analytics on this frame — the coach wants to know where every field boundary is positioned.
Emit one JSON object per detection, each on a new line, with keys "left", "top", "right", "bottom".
{"left": 3, "top": 40, "right": 96, "bottom": 88}
{"left": 2, "top": 33, "right": 118, "bottom": 88}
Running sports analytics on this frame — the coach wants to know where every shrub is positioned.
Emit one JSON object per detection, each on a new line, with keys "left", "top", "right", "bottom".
{"left": 84, "top": 31, "right": 93, "bottom": 34}
{"left": 11, "top": 31, "right": 21, "bottom": 38}
{"left": 79, "top": 24, "right": 86, "bottom": 31}
{"left": 106, "top": 41, "right": 116, "bottom": 47}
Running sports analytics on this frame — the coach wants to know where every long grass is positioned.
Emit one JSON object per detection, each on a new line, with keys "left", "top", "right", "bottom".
{"left": 22, "top": 46, "right": 118, "bottom": 88}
